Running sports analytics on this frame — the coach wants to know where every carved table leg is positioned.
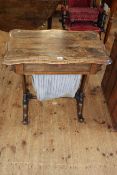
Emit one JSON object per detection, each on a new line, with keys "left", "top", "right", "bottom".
{"left": 75, "top": 75, "right": 87, "bottom": 122}
{"left": 22, "top": 75, "right": 29, "bottom": 125}
{"left": 23, "top": 93, "right": 29, "bottom": 125}
{"left": 22, "top": 75, "right": 37, "bottom": 124}
{"left": 75, "top": 91, "right": 85, "bottom": 122}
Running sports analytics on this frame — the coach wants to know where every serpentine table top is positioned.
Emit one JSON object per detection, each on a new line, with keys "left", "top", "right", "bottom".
{"left": 3, "top": 29, "right": 110, "bottom": 69}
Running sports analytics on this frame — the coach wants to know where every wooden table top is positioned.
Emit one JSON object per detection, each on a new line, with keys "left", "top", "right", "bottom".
{"left": 0, "top": 0, "right": 59, "bottom": 31}
{"left": 3, "top": 29, "right": 110, "bottom": 65}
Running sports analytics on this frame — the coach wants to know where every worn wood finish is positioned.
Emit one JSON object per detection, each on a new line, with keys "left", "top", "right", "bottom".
{"left": 0, "top": 0, "right": 59, "bottom": 31}
{"left": 102, "top": 33, "right": 117, "bottom": 129}
{"left": 4, "top": 29, "right": 109, "bottom": 66}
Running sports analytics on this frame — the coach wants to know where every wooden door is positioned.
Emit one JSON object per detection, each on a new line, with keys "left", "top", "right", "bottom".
{"left": 102, "top": 33, "right": 117, "bottom": 129}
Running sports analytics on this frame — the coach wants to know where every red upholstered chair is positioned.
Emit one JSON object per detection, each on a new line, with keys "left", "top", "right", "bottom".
{"left": 61, "top": 0, "right": 106, "bottom": 35}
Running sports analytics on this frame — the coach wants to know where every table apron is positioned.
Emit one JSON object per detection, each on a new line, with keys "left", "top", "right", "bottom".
{"left": 13, "top": 63, "right": 102, "bottom": 75}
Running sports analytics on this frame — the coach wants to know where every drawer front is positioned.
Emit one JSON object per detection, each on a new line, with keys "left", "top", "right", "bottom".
{"left": 23, "top": 64, "right": 91, "bottom": 74}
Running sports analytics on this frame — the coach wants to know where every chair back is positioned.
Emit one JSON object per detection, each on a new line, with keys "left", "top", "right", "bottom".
{"left": 68, "top": 0, "right": 92, "bottom": 7}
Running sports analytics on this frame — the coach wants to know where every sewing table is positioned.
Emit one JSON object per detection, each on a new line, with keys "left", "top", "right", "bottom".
{"left": 3, "top": 29, "right": 110, "bottom": 124}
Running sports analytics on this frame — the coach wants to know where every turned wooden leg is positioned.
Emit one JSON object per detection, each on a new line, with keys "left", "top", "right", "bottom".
{"left": 23, "top": 93, "right": 29, "bottom": 125}
{"left": 22, "top": 75, "right": 29, "bottom": 125}
{"left": 75, "top": 75, "right": 87, "bottom": 122}
{"left": 75, "top": 91, "right": 85, "bottom": 122}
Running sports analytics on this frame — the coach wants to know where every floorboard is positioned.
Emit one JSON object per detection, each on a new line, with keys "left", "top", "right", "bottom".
{"left": 0, "top": 14, "right": 117, "bottom": 175}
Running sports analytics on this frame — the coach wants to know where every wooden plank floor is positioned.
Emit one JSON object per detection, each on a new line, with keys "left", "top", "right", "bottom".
{"left": 0, "top": 16, "right": 117, "bottom": 175}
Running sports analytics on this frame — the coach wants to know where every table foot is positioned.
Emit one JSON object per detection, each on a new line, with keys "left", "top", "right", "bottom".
{"left": 78, "top": 114, "right": 84, "bottom": 123}
{"left": 22, "top": 117, "right": 29, "bottom": 125}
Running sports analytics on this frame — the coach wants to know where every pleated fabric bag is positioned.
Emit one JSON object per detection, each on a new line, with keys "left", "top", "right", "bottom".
{"left": 32, "top": 75, "right": 82, "bottom": 101}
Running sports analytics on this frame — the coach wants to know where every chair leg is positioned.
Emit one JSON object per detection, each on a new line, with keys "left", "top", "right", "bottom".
{"left": 47, "top": 16, "right": 52, "bottom": 29}
{"left": 61, "top": 9, "right": 67, "bottom": 30}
